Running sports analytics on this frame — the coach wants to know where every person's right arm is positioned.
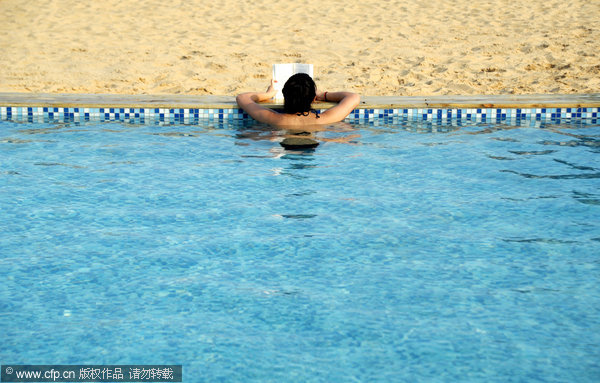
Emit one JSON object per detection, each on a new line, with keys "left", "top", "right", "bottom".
{"left": 316, "top": 91, "right": 361, "bottom": 124}
{"left": 235, "top": 81, "right": 281, "bottom": 125}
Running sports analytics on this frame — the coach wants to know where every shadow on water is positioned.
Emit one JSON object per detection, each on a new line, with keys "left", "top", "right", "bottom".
{"left": 233, "top": 122, "right": 340, "bottom": 221}
{"left": 234, "top": 121, "right": 361, "bottom": 147}
{"left": 233, "top": 121, "right": 362, "bottom": 167}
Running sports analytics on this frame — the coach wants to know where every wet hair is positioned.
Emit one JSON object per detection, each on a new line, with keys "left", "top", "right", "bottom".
{"left": 282, "top": 73, "right": 316, "bottom": 115}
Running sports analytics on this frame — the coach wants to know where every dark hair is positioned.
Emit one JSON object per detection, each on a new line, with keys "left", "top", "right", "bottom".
{"left": 282, "top": 73, "right": 316, "bottom": 115}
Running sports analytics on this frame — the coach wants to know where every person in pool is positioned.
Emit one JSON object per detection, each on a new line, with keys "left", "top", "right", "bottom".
{"left": 236, "top": 73, "right": 360, "bottom": 127}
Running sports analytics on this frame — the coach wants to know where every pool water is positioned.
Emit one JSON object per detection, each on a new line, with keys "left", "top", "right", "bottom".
{"left": 1, "top": 118, "right": 599, "bottom": 382}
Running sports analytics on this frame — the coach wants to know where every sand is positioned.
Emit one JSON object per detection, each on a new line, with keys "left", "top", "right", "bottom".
{"left": 0, "top": 0, "right": 599, "bottom": 96}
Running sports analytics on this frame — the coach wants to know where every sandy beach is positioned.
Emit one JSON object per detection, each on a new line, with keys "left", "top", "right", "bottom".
{"left": 0, "top": 0, "right": 598, "bottom": 96}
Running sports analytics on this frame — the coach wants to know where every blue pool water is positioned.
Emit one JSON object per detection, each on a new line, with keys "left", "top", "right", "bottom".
{"left": 1, "top": 117, "right": 599, "bottom": 382}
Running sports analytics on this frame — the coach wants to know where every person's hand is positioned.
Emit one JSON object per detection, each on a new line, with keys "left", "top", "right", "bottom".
{"left": 265, "top": 80, "right": 277, "bottom": 99}
{"left": 315, "top": 91, "right": 327, "bottom": 101}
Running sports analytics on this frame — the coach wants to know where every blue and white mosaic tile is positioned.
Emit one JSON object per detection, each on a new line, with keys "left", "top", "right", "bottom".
{"left": 1, "top": 106, "right": 598, "bottom": 126}
{"left": 349, "top": 107, "right": 599, "bottom": 122}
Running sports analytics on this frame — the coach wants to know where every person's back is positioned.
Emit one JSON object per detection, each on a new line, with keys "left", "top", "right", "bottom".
{"left": 236, "top": 73, "right": 360, "bottom": 127}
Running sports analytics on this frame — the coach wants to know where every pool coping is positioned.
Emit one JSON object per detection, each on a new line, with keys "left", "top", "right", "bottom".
{"left": 1, "top": 92, "right": 599, "bottom": 109}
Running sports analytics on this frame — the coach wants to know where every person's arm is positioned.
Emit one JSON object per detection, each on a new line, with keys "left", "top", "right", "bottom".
{"left": 236, "top": 81, "right": 281, "bottom": 124}
{"left": 315, "top": 91, "right": 361, "bottom": 124}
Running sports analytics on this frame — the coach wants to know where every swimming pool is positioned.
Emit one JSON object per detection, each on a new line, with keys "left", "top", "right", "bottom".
{"left": 1, "top": 115, "right": 599, "bottom": 381}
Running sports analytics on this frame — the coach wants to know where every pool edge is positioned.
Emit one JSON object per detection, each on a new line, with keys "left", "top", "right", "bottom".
{"left": 0, "top": 92, "right": 599, "bottom": 109}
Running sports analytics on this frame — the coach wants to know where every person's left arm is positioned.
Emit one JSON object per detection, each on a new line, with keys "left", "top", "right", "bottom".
{"left": 315, "top": 90, "right": 360, "bottom": 124}
{"left": 236, "top": 81, "right": 281, "bottom": 124}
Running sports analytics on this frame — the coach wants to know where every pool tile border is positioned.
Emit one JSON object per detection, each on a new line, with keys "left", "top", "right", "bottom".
{"left": 1, "top": 106, "right": 598, "bottom": 126}
{"left": 1, "top": 93, "right": 599, "bottom": 126}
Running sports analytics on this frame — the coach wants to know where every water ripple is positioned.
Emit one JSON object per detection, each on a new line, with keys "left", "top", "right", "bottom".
{"left": 554, "top": 159, "right": 598, "bottom": 171}
{"left": 501, "top": 169, "right": 600, "bottom": 179}
{"left": 502, "top": 195, "right": 559, "bottom": 201}
{"left": 1, "top": 138, "right": 35, "bottom": 144}
{"left": 280, "top": 214, "right": 317, "bottom": 219}
{"left": 33, "top": 162, "right": 86, "bottom": 169}
{"left": 487, "top": 155, "right": 514, "bottom": 161}
{"left": 503, "top": 238, "right": 578, "bottom": 244}
{"left": 512, "top": 287, "right": 561, "bottom": 294}
{"left": 572, "top": 191, "right": 600, "bottom": 206}
{"left": 539, "top": 139, "right": 600, "bottom": 148}
{"left": 508, "top": 150, "right": 556, "bottom": 156}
